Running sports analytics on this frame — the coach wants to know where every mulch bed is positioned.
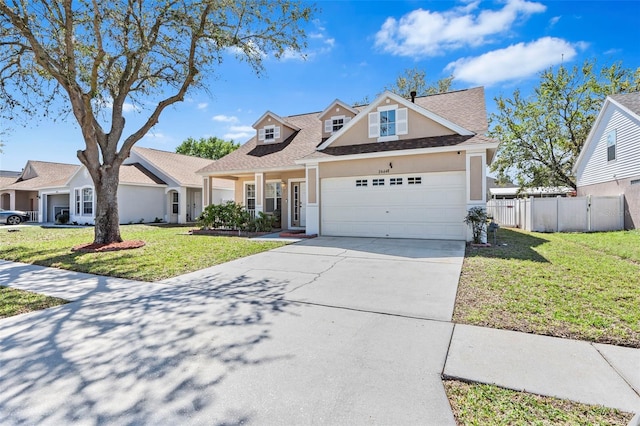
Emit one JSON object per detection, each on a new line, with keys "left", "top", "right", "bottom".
{"left": 72, "top": 240, "right": 146, "bottom": 253}
{"left": 189, "top": 229, "right": 273, "bottom": 238}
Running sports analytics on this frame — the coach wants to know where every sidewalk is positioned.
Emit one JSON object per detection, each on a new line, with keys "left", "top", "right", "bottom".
{"left": 444, "top": 324, "right": 640, "bottom": 413}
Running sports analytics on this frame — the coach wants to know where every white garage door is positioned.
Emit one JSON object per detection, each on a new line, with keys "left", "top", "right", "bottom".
{"left": 321, "top": 171, "right": 467, "bottom": 240}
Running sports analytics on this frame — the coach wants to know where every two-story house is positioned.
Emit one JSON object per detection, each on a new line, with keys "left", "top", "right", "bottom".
{"left": 574, "top": 92, "right": 640, "bottom": 229}
{"left": 198, "top": 88, "right": 498, "bottom": 241}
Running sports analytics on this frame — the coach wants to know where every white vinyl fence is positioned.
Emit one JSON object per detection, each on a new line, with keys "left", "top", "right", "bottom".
{"left": 487, "top": 195, "right": 624, "bottom": 232}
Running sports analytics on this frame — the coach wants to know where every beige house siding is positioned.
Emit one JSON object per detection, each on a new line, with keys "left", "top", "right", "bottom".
{"left": 330, "top": 99, "right": 456, "bottom": 148}
{"left": 254, "top": 116, "right": 296, "bottom": 145}
{"left": 319, "top": 107, "right": 358, "bottom": 140}
{"left": 230, "top": 170, "right": 306, "bottom": 229}
{"left": 577, "top": 176, "right": 639, "bottom": 229}
{"left": 469, "top": 156, "right": 483, "bottom": 201}
{"left": 318, "top": 152, "right": 465, "bottom": 179}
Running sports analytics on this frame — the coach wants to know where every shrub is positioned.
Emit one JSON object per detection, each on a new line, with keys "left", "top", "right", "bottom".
{"left": 464, "top": 206, "right": 488, "bottom": 244}
{"left": 56, "top": 212, "right": 70, "bottom": 225}
{"left": 198, "top": 201, "right": 251, "bottom": 230}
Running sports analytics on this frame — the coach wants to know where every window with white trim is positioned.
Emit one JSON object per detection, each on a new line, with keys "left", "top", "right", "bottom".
{"left": 75, "top": 189, "right": 81, "bottom": 215}
{"left": 258, "top": 125, "right": 280, "bottom": 142}
{"left": 355, "top": 179, "right": 368, "bottom": 187}
{"left": 82, "top": 187, "right": 93, "bottom": 215}
{"left": 265, "top": 182, "right": 282, "bottom": 213}
{"left": 372, "top": 178, "right": 385, "bottom": 186}
{"left": 407, "top": 177, "right": 422, "bottom": 185}
{"left": 390, "top": 178, "right": 403, "bottom": 185}
{"left": 325, "top": 115, "right": 351, "bottom": 134}
{"left": 607, "top": 129, "right": 616, "bottom": 161}
{"left": 172, "top": 192, "right": 179, "bottom": 214}
{"left": 368, "top": 105, "right": 408, "bottom": 140}
{"left": 246, "top": 184, "right": 256, "bottom": 210}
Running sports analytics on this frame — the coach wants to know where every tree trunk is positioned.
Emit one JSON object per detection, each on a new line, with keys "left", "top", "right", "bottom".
{"left": 93, "top": 165, "right": 122, "bottom": 244}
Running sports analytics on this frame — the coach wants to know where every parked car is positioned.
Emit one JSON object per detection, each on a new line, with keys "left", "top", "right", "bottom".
{"left": 0, "top": 209, "right": 30, "bottom": 225}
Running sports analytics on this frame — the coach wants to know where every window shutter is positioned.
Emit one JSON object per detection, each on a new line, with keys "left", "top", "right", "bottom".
{"left": 344, "top": 116, "right": 351, "bottom": 125}
{"left": 368, "top": 112, "right": 380, "bottom": 138}
{"left": 258, "top": 128, "right": 265, "bottom": 141}
{"left": 274, "top": 126, "right": 281, "bottom": 139}
{"left": 324, "top": 120, "right": 332, "bottom": 133}
{"left": 397, "top": 108, "right": 408, "bottom": 135}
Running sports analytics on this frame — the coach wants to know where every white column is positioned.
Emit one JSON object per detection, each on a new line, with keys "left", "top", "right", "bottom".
{"left": 305, "top": 163, "right": 319, "bottom": 235}
{"left": 254, "top": 172, "right": 264, "bottom": 214}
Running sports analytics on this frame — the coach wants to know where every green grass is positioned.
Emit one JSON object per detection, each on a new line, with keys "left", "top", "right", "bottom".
{"left": 0, "top": 225, "right": 285, "bottom": 281}
{"left": 0, "top": 286, "right": 68, "bottom": 318}
{"left": 444, "top": 380, "right": 633, "bottom": 425}
{"left": 454, "top": 228, "right": 640, "bottom": 347}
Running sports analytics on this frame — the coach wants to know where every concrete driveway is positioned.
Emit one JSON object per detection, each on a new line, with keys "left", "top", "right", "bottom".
{"left": 0, "top": 237, "right": 465, "bottom": 425}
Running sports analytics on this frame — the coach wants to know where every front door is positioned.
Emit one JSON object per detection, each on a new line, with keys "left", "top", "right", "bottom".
{"left": 291, "top": 182, "right": 306, "bottom": 227}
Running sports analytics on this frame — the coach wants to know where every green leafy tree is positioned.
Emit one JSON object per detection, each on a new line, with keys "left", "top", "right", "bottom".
{"left": 490, "top": 60, "right": 640, "bottom": 190}
{"left": 0, "top": 0, "right": 314, "bottom": 244}
{"left": 384, "top": 67, "right": 454, "bottom": 99}
{"left": 176, "top": 136, "right": 239, "bottom": 160}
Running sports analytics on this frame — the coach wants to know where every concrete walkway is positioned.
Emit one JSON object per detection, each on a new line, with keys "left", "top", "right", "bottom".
{"left": 0, "top": 237, "right": 639, "bottom": 424}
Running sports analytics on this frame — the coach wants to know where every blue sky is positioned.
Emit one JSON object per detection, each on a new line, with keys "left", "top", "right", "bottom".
{"left": 1, "top": 0, "right": 639, "bottom": 171}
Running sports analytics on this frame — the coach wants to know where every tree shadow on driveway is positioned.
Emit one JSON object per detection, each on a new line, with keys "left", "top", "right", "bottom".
{"left": 0, "top": 266, "right": 297, "bottom": 425}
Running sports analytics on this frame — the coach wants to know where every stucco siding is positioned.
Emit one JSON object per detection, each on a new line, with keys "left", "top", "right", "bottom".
{"left": 576, "top": 104, "right": 640, "bottom": 187}
{"left": 577, "top": 176, "right": 640, "bottom": 229}
{"left": 318, "top": 152, "right": 465, "bottom": 179}
{"left": 330, "top": 99, "right": 455, "bottom": 148}
{"left": 117, "top": 185, "right": 166, "bottom": 224}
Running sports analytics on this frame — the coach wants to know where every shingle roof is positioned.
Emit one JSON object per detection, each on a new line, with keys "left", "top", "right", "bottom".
{"left": 132, "top": 147, "right": 214, "bottom": 187}
{"left": 198, "top": 87, "right": 491, "bottom": 174}
{"left": 4, "top": 161, "right": 80, "bottom": 190}
{"left": 610, "top": 91, "right": 640, "bottom": 116}
{"left": 412, "top": 87, "right": 488, "bottom": 133}
{"left": 303, "top": 134, "right": 495, "bottom": 160}
{"left": 119, "top": 163, "right": 167, "bottom": 185}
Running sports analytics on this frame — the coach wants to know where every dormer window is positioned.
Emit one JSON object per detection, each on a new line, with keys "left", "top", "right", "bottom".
{"left": 259, "top": 124, "right": 280, "bottom": 143}
{"left": 265, "top": 127, "right": 275, "bottom": 141}
{"left": 368, "top": 104, "right": 408, "bottom": 142}
{"left": 324, "top": 115, "right": 351, "bottom": 134}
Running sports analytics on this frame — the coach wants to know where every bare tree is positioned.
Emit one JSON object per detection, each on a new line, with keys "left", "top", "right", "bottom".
{"left": 0, "top": 0, "right": 314, "bottom": 244}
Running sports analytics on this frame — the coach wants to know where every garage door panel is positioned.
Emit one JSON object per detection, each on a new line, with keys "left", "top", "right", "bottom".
{"left": 321, "top": 172, "right": 467, "bottom": 240}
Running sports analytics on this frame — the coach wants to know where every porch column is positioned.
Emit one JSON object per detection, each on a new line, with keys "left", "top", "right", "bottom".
{"left": 305, "top": 163, "right": 319, "bottom": 235}
{"left": 254, "top": 172, "right": 264, "bottom": 214}
{"left": 203, "top": 177, "right": 210, "bottom": 207}
{"left": 177, "top": 187, "right": 188, "bottom": 224}
{"left": 466, "top": 150, "right": 488, "bottom": 242}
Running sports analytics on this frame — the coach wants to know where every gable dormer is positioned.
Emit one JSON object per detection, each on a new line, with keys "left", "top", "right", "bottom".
{"left": 317, "top": 91, "right": 474, "bottom": 150}
{"left": 252, "top": 111, "right": 300, "bottom": 145}
{"left": 19, "top": 161, "right": 39, "bottom": 181}
{"left": 318, "top": 100, "right": 359, "bottom": 139}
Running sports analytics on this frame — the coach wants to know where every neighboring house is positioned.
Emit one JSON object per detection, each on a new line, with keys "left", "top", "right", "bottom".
{"left": 67, "top": 147, "right": 233, "bottom": 224}
{"left": 0, "top": 161, "right": 80, "bottom": 222}
{"left": 574, "top": 92, "right": 640, "bottom": 229}
{"left": 198, "top": 88, "right": 499, "bottom": 240}
{"left": 0, "top": 170, "right": 21, "bottom": 207}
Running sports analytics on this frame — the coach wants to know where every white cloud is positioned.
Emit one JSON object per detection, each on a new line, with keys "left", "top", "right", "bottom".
{"left": 122, "top": 102, "right": 139, "bottom": 113}
{"left": 223, "top": 125, "right": 255, "bottom": 141}
{"left": 375, "top": 0, "right": 546, "bottom": 57}
{"left": 212, "top": 114, "right": 239, "bottom": 123}
{"left": 197, "top": 103, "right": 208, "bottom": 110}
{"left": 445, "top": 37, "right": 579, "bottom": 86}
{"left": 549, "top": 16, "right": 561, "bottom": 27}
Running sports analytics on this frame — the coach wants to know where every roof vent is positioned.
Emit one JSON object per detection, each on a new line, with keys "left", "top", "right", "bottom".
{"left": 410, "top": 91, "right": 417, "bottom": 103}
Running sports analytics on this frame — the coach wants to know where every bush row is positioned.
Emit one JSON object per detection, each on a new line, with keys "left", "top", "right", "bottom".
{"left": 197, "top": 201, "right": 280, "bottom": 232}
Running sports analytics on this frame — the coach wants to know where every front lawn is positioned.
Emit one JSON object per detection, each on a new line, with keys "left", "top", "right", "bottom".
{"left": 444, "top": 380, "right": 633, "bottom": 425}
{"left": 0, "top": 225, "right": 285, "bottom": 281}
{"left": 454, "top": 228, "right": 640, "bottom": 347}
{"left": 0, "top": 286, "right": 69, "bottom": 318}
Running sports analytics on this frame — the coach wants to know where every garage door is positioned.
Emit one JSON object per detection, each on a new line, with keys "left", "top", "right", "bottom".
{"left": 321, "top": 171, "right": 467, "bottom": 240}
